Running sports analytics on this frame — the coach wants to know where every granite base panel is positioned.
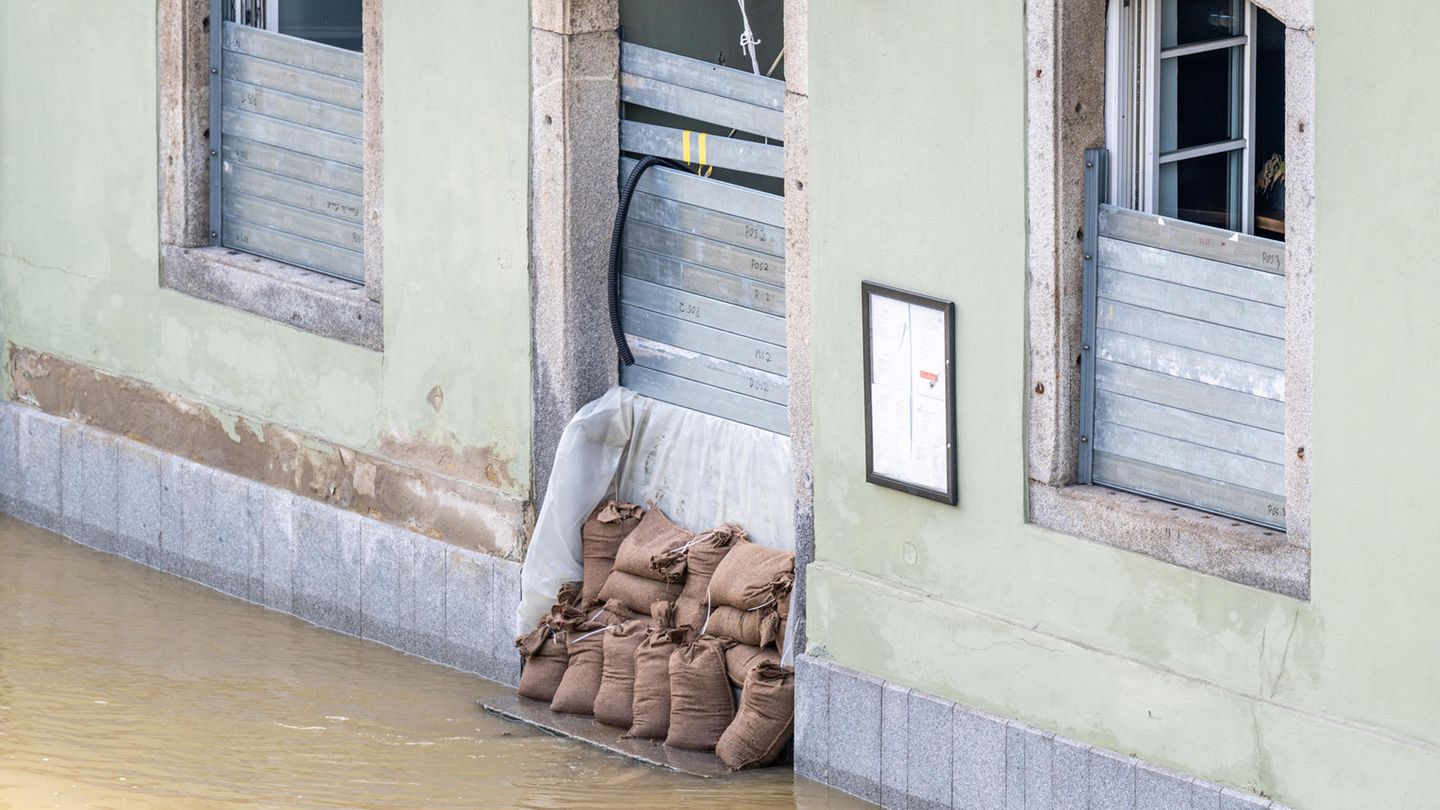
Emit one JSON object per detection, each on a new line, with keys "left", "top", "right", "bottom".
{"left": 793, "top": 655, "right": 1288, "bottom": 810}
{"left": 0, "top": 401, "right": 522, "bottom": 688}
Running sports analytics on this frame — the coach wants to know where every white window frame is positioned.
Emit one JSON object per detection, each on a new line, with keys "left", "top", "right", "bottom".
{"left": 1105, "top": 0, "right": 1267, "bottom": 235}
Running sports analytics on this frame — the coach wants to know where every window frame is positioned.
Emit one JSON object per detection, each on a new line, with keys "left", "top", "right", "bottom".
{"left": 157, "top": 0, "right": 384, "bottom": 350}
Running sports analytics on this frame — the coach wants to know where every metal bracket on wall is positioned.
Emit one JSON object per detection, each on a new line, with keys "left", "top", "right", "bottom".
{"left": 1077, "top": 147, "right": 1108, "bottom": 484}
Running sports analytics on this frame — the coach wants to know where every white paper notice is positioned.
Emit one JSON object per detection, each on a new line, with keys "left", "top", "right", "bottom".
{"left": 867, "top": 290, "right": 950, "bottom": 496}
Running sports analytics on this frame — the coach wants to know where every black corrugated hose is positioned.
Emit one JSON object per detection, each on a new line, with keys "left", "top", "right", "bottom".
{"left": 609, "top": 155, "right": 688, "bottom": 366}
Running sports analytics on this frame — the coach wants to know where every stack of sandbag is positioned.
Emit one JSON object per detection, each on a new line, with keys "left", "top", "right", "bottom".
{"left": 591, "top": 619, "right": 649, "bottom": 727}
{"left": 628, "top": 622, "right": 690, "bottom": 740}
{"left": 581, "top": 500, "right": 645, "bottom": 604}
{"left": 661, "top": 524, "right": 744, "bottom": 635}
{"left": 723, "top": 643, "right": 781, "bottom": 688}
{"left": 665, "top": 636, "right": 735, "bottom": 750}
{"left": 703, "top": 542, "right": 795, "bottom": 683}
{"left": 514, "top": 581, "right": 585, "bottom": 702}
{"left": 549, "top": 618, "right": 611, "bottom": 716}
{"left": 597, "top": 509, "right": 691, "bottom": 617}
{"left": 716, "top": 662, "right": 795, "bottom": 770}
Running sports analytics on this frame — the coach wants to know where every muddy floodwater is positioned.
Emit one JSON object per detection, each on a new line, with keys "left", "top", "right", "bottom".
{"left": 0, "top": 517, "right": 865, "bottom": 809}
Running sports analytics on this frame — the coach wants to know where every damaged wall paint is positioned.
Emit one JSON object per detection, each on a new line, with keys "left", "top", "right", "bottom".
{"left": 804, "top": 1, "right": 1440, "bottom": 808}
{"left": 0, "top": 0, "right": 533, "bottom": 521}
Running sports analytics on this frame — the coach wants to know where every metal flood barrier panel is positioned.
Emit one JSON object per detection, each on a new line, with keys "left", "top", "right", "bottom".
{"left": 1079, "top": 149, "right": 1287, "bottom": 529}
{"left": 618, "top": 41, "right": 788, "bottom": 435}
{"left": 212, "top": 19, "right": 365, "bottom": 282}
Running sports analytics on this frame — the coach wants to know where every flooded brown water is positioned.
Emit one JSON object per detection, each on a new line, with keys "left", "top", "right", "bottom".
{"left": 0, "top": 517, "right": 866, "bottom": 809}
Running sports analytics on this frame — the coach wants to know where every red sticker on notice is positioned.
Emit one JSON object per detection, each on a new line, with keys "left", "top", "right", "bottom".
{"left": 919, "top": 371, "right": 939, "bottom": 382}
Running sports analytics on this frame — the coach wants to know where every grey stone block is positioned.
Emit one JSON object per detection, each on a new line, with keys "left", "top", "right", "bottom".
{"left": 155, "top": 453, "right": 187, "bottom": 576}
{"left": 1052, "top": 737, "right": 1091, "bottom": 810}
{"left": 250, "top": 486, "right": 294, "bottom": 612}
{"left": 59, "top": 422, "right": 85, "bottom": 540}
{"left": 17, "top": 409, "right": 62, "bottom": 530}
{"left": 79, "top": 429, "right": 120, "bottom": 553}
{"left": 360, "top": 519, "right": 414, "bottom": 652}
{"left": 413, "top": 536, "right": 448, "bottom": 663}
{"left": 207, "top": 470, "right": 256, "bottom": 599}
{"left": 829, "top": 666, "right": 883, "bottom": 804}
{"left": 1006, "top": 723, "right": 1027, "bottom": 810}
{"left": 953, "top": 707, "right": 1006, "bottom": 810}
{"left": 292, "top": 497, "right": 361, "bottom": 635}
{"left": 880, "top": 681, "right": 911, "bottom": 810}
{"left": 490, "top": 558, "right": 523, "bottom": 686}
{"left": 907, "top": 691, "right": 954, "bottom": 810}
{"left": 443, "top": 547, "right": 495, "bottom": 677}
{"left": 1137, "top": 761, "right": 1195, "bottom": 810}
{"left": 175, "top": 460, "right": 216, "bottom": 583}
{"left": 0, "top": 404, "right": 18, "bottom": 511}
{"left": 116, "top": 441, "right": 165, "bottom": 565}
{"left": 1025, "top": 729, "right": 1055, "bottom": 810}
{"left": 1089, "top": 747, "right": 1137, "bottom": 810}
{"left": 1220, "top": 787, "right": 1273, "bottom": 809}
{"left": 1191, "top": 779, "right": 1223, "bottom": 809}
{"left": 793, "top": 655, "right": 830, "bottom": 784}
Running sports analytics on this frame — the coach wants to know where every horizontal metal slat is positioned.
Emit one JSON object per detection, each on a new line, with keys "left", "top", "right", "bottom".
{"left": 621, "top": 72, "right": 784, "bottom": 141}
{"left": 222, "top": 21, "right": 363, "bottom": 82}
{"left": 629, "top": 192, "right": 784, "bottom": 258}
{"left": 1097, "top": 297, "right": 1285, "bottom": 370}
{"left": 620, "top": 42, "right": 784, "bottom": 112}
{"left": 1096, "top": 329, "right": 1284, "bottom": 401}
{"left": 621, "top": 276, "right": 785, "bottom": 346}
{"left": 621, "top": 304, "right": 787, "bottom": 376}
{"left": 1093, "top": 451, "right": 1286, "bottom": 529}
{"left": 622, "top": 248, "right": 784, "bottom": 317}
{"left": 223, "top": 50, "right": 362, "bottom": 109}
{"left": 222, "top": 79, "right": 362, "bottom": 138}
{"left": 628, "top": 335, "right": 788, "bottom": 405}
{"left": 1095, "top": 360, "right": 1283, "bottom": 432}
{"left": 221, "top": 107, "right": 362, "bottom": 167}
{"left": 622, "top": 219, "right": 783, "bottom": 286}
{"left": 221, "top": 135, "right": 362, "bottom": 195}
{"left": 222, "top": 162, "right": 363, "bottom": 223}
{"left": 1095, "top": 389, "right": 1284, "bottom": 464}
{"left": 621, "top": 121, "right": 784, "bottom": 178}
{"left": 1099, "top": 204, "right": 1285, "bottom": 275}
{"left": 222, "top": 191, "right": 363, "bottom": 253}
{"left": 1093, "top": 420, "right": 1285, "bottom": 495}
{"left": 621, "top": 364, "right": 789, "bottom": 435}
{"left": 622, "top": 158, "right": 784, "bottom": 227}
{"left": 222, "top": 218, "right": 363, "bottom": 281}
{"left": 1098, "top": 267, "right": 1285, "bottom": 338}
{"left": 1098, "top": 236, "right": 1285, "bottom": 306}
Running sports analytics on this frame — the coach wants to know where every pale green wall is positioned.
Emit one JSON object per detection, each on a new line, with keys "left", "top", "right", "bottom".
{"left": 0, "top": 0, "right": 533, "bottom": 494}
{"left": 805, "top": 2, "right": 1440, "bottom": 808}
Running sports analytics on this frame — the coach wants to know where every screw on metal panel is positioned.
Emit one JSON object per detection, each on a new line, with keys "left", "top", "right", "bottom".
{"left": 1084, "top": 253, "right": 1092, "bottom": 260}
{"left": 210, "top": 149, "right": 217, "bottom": 156}
{"left": 1082, "top": 344, "right": 1091, "bottom": 351}
{"left": 1080, "top": 436, "right": 1089, "bottom": 443}
{"left": 210, "top": 231, "right": 218, "bottom": 238}
{"left": 211, "top": 67, "right": 218, "bottom": 74}
{"left": 1086, "top": 161, "right": 1093, "bottom": 168}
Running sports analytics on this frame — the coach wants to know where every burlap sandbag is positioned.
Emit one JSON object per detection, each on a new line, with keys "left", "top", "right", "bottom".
{"left": 705, "top": 605, "right": 782, "bottom": 649}
{"left": 597, "top": 570, "right": 682, "bottom": 616}
{"left": 708, "top": 543, "right": 795, "bottom": 610}
{"left": 612, "top": 508, "right": 693, "bottom": 583}
{"left": 716, "top": 662, "right": 795, "bottom": 770}
{"left": 723, "top": 643, "right": 781, "bottom": 688}
{"left": 515, "top": 623, "right": 570, "bottom": 702}
{"left": 667, "top": 525, "right": 743, "bottom": 632}
{"left": 592, "top": 620, "right": 649, "bottom": 728}
{"left": 549, "top": 624, "right": 608, "bottom": 715}
{"left": 582, "top": 501, "right": 645, "bottom": 604}
{"left": 665, "top": 637, "right": 735, "bottom": 750}
{"left": 628, "top": 626, "right": 688, "bottom": 739}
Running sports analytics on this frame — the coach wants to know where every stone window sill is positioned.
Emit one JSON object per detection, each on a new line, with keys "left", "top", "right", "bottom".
{"left": 1029, "top": 482, "right": 1310, "bottom": 600}
{"left": 160, "top": 245, "right": 382, "bottom": 351}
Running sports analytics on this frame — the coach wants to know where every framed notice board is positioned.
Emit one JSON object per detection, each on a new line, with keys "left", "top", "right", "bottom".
{"left": 861, "top": 282, "right": 957, "bottom": 505}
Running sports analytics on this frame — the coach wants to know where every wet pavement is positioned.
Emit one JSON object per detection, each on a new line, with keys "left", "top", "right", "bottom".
{"left": 0, "top": 516, "right": 866, "bottom": 809}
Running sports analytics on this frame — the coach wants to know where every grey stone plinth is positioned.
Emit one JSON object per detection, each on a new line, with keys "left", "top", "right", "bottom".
{"left": 117, "top": 442, "right": 164, "bottom": 566}
{"left": 1024, "top": 729, "right": 1055, "bottom": 810}
{"left": 79, "top": 428, "right": 120, "bottom": 554}
{"left": 1089, "top": 747, "right": 1138, "bottom": 810}
{"left": 1192, "top": 779, "right": 1225, "bottom": 808}
{"left": 443, "top": 547, "right": 495, "bottom": 677}
{"left": 413, "top": 536, "right": 448, "bottom": 663}
{"left": 881, "top": 681, "right": 911, "bottom": 809}
{"left": 490, "top": 557, "right": 523, "bottom": 686}
{"left": 292, "top": 496, "right": 362, "bottom": 635}
{"left": 953, "top": 707, "right": 1006, "bottom": 810}
{"left": 207, "top": 470, "right": 255, "bottom": 599}
{"left": 829, "top": 665, "right": 883, "bottom": 804}
{"left": 907, "top": 690, "right": 955, "bottom": 810}
{"left": 1137, "top": 761, "right": 1196, "bottom": 810}
{"left": 1052, "top": 737, "right": 1091, "bottom": 809}
{"left": 360, "top": 519, "right": 415, "bottom": 652}
{"left": 0, "top": 405, "right": 18, "bottom": 512}
{"left": 59, "top": 422, "right": 85, "bottom": 541}
{"left": 793, "top": 654, "right": 830, "bottom": 784}
{"left": 16, "top": 409, "right": 62, "bottom": 530}
{"left": 1220, "top": 786, "right": 1274, "bottom": 808}
{"left": 250, "top": 483, "right": 294, "bottom": 612}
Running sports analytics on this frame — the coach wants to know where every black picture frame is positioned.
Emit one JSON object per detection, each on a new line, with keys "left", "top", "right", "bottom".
{"left": 861, "top": 281, "right": 958, "bottom": 505}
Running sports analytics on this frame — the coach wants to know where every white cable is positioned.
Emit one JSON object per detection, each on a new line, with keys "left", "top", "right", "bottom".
{"left": 736, "top": 0, "right": 762, "bottom": 75}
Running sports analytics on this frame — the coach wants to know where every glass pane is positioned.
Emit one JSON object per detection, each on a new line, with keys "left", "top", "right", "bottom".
{"left": 1253, "top": 8, "right": 1286, "bottom": 240}
{"left": 1159, "top": 150, "right": 1243, "bottom": 231}
{"left": 1159, "top": 46, "right": 1243, "bottom": 153}
{"left": 1162, "top": 0, "right": 1243, "bottom": 49}
{"left": 279, "top": 0, "right": 364, "bottom": 52}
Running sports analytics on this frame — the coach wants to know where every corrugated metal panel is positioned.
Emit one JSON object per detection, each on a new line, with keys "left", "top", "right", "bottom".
{"left": 1081, "top": 151, "right": 1287, "bottom": 528}
{"left": 217, "top": 21, "right": 364, "bottom": 282}
{"left": 617, "top": 42, "right": 787, "bottom": 433}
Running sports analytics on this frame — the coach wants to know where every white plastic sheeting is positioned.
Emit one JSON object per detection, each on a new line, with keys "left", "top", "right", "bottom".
{"left": 517, "top": 387, "right": 794, "bottom": 653}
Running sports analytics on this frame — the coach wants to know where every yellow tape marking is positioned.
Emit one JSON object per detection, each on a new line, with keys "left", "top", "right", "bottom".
{"left": 698, "top": 132, "right": 708, "bottom": 166}
{"left": 682, "top": 129, "right": 691, "bottom": 164}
